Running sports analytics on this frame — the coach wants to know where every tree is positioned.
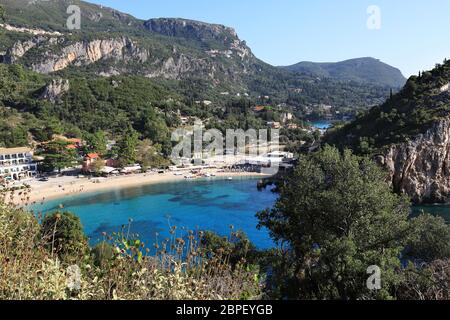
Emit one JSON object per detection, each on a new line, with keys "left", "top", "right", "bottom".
{"left": 257, "top": 145, "right": 411, "bottom": 300}
{"left": 117, "top": 126, "right": 139, "bottom": 167}
{"left": 0, "top": 121, "right": 28, "bottom": 147}
{"left": 41, "top": 212, "right": 89, "bottom": 264}
{"left": 39, "top": 140, "right": 79, "bottom": 173}
{"left": 405, "top": 214, "right": 450, "bottom": 263}
{"left": 0, "top": 5, "right": 5, "bottom": 22}
{"left": 398, "top": 259, "right": 450, "bottom": 300}
{"left": 85, "top": 130, "right": 107, "bottom": 156}
{"left": 138, "top": 108, "right": 170, "bottom": 144}
{"left": 91, "top": 159, "right": 105, "bottom": 175}
{"left": 201, "top": 230, "right": 259, "bottom": 268}
{"left": 136, "top": 139, "right": 169, "bottom": 171}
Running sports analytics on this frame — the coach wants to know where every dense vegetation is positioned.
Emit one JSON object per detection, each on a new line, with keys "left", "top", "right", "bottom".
{"left": 1, "top": 2, "right": 448, "bottom": 301}
{"left": 326, "top": 60, "right": 450, "bottom": 155}
{"left": 1, "top": 146, "right": 448, "bottom": 300}
{"left": 0, "top": 63, "right": 270, "bottom": 150}
{"left": 0, "top": 195, "right": 262, "bottom": 300}
{"left": 257, "top": 146, "right": 450, "bottom": 300}
{"left": 0, "top": 0, "right": 399, "bottom": 144}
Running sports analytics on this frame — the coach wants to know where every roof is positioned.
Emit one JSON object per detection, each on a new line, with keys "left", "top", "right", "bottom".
{"left": 86, "top": 153, "right": 100, "bottom": 159}
{"left": 66, "top": 145, "right": 77, "bottom": 150}
{"left": 67, "top": 138, "right": 82, "bottom": 144}
{"left": 253, "top": 106, "right": 265, "bottom": 112}
{"left": 0, "top": 147, "right": 32, "bottom": 156}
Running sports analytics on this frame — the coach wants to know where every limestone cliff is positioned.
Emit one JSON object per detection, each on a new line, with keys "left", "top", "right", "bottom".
{"left": 31, "top": 37, "right": 148, "bottom": 74}
{"left": 326, "top": 60, "right": 450, "bottom": 204}
{"left": 376, "top": 118, "right": 450, "bottom": 204}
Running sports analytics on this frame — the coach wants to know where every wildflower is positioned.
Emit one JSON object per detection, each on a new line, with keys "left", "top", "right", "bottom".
{"left": 66, "top": 265, "right": 82, "bottom": 292}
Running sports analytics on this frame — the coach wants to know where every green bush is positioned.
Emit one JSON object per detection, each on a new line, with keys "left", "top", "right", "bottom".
{"left": 40, "top": 212, "right": 89, "bottom": 264}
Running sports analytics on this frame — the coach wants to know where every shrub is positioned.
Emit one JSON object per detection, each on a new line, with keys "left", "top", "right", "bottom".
{"left": 0, "top": 201, "right": 261, "bottom": 300}
{"left": 40, "top": 212, "right": 89, "bottom": 264}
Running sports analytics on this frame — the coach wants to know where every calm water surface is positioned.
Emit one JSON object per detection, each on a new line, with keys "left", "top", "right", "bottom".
{"left": 411, "top": 205, "right": 450, "bottom": 223}
{"left": 310, "top": 120, "right": 332, "bottom": 130}
{"left": 30, "top": 176, "right": 449, "bottom": 251}
{"left": 31, "top": 177, "right": 278, "bottom": 249}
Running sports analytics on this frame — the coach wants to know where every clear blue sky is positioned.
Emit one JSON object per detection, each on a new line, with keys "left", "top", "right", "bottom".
{"left": 86, "top": 0, "right": 450, "bottom": 77}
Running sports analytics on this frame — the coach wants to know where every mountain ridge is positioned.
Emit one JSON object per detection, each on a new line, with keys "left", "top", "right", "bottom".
{"left": 0, "top": 0, "right": 403, "bottom": 111}
{"left": 281, "top": 57, "right": 406, "bottom": 88}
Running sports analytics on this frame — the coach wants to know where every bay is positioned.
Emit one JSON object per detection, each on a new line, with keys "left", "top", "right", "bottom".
{"left": 30, "top": 177, "right": 278, "bottom": 249}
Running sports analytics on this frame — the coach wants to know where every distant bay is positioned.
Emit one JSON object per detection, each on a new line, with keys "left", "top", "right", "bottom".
{"left": 309, "top": 120, "right": 333, "bottom": 130}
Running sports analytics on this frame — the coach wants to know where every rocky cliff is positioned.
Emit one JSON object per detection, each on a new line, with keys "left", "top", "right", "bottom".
{"left": 30, "top": 37, "right": 148, "bottom": 74}
{"left": 326, "top": 61, "right": 450, "bottom": 204}
{"left": 144, "top": 18, "right": 238, "bottom": 44}
{"left": 40, "top": 78, "right": 70, "bottom": 102}
{"left": 1, "top": 23, "right": 255, "bottom": 87}
{"left": 0, "top": 0, "right": 401, "bottom": 109}
{"left": 377, "top": 118, "right": 450, "bottom": 204}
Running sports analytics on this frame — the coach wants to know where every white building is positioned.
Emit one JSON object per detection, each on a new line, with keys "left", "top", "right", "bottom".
{"left": 0, "top": 147, "right": 38, "bottom": 182}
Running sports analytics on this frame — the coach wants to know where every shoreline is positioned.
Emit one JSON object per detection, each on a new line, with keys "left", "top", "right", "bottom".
{"left": 6, "top": 170, "right": 270, "bottom": 206}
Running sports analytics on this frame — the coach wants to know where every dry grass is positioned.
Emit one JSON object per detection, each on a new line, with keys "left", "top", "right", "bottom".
{"left": 0, "top": 198, "right": 262, "bottom": 300}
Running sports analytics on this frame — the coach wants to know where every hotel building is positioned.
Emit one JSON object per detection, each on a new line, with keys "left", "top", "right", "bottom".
{"left": 0, "top": 147, "right": 38, "bottom": 182}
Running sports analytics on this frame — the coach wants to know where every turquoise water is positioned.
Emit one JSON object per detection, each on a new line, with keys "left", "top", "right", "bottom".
{"left": 30, "top": 177, "right": 278, "bottom": 249}
{"left": 310, "top": 121, "right": 332, "bottom": 130}
{"left": 411, "top": 205, "right": 450, "bottom": 223}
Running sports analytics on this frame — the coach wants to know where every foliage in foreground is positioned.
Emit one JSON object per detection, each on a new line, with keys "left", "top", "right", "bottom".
{"left": 257, "top": 145, "right": 450, "bottom": 300}
{"left": 0, "top": 204, "right": 261, "bottom": 300}
{"left": 1, "top": 147, "right": 449, "bottom": 300}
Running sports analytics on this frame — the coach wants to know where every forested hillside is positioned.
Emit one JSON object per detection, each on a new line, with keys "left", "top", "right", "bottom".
{"left": 0, "top": 0, "right": 402, "bottom": 151}
{"left": 326, "top": 60, "right": 450, "bottom": 155}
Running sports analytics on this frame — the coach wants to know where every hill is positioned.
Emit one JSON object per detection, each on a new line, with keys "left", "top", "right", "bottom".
{"left": 0, "top": 0, "right": 400, "bottom": 108}
{"left": 326, "top": 59, "right": 450, "bottom": 203}
{"left": 0, "top": 0, "right": 409, "bottom": 157}
{"left": 281, "top": 57, "right": 406, "bottom": 88}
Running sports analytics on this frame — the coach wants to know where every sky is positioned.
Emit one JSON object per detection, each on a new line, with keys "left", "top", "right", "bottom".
{"left": 86, "top": 0, "right": 450, "bottom": 77}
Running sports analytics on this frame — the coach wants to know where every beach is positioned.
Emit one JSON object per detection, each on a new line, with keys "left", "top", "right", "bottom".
{"left": 5, "top": 169, "right": 269, "bottom": 206}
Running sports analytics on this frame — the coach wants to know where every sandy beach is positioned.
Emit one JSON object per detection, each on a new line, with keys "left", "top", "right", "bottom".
{"left": 4, "top": 169, "right": 269, "bottom": 206}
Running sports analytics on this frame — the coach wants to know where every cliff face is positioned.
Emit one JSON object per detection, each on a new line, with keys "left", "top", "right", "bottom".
{"left": 40, "top": 78, "right": 70, "bottom": 103}
{"left": 0, "top": 0, "right": 401, "bottom": 107}
{"left": 30, "top": 37, "right": 148, "bottom": 74}
{"left": 1, "top": 23, "right": 255, "bottom": 88}
{"left": 144, "top": 18, "right": 238, "bottom": 44}
{"left": 377, "top": 118, "right": 450, "bottom": 204}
